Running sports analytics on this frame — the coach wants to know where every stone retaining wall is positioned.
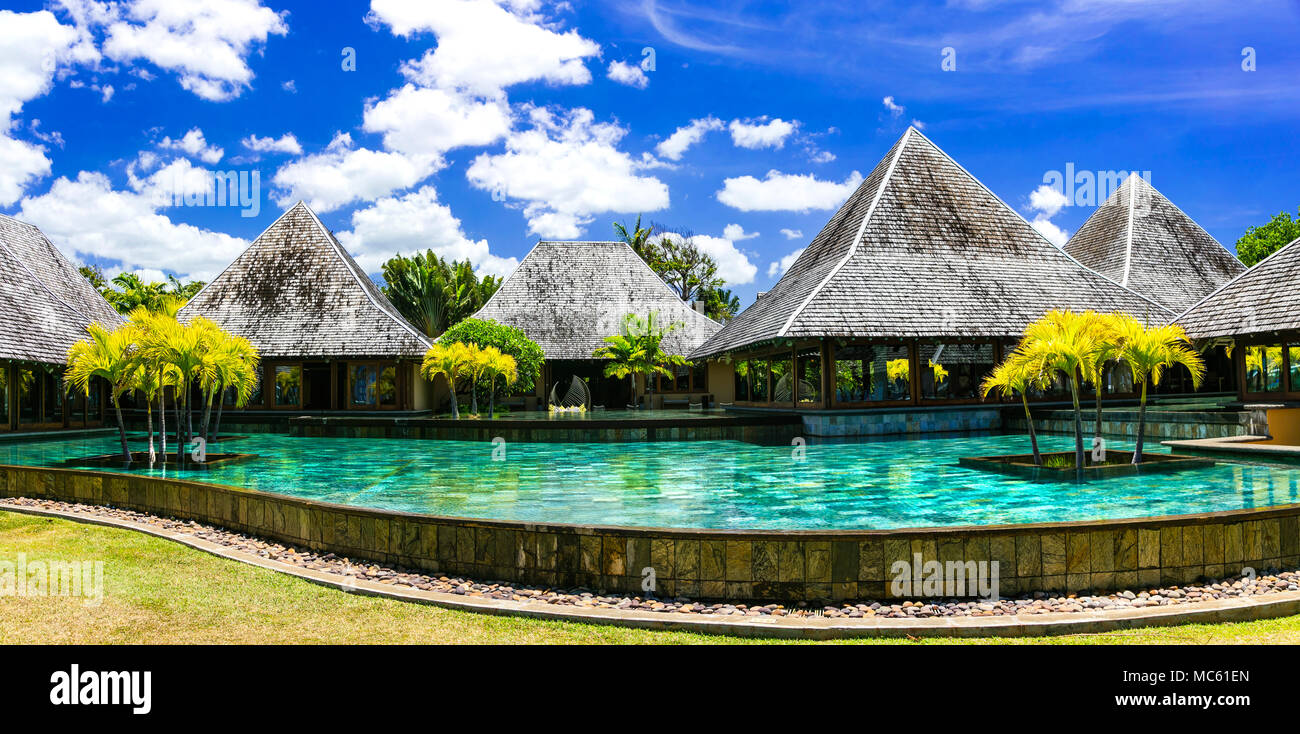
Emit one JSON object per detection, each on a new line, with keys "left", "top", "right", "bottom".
{"left": 802, "top": 408, "right": 1002, "bottom": 438}
{"left": 4, "top": 464, "right": 1298, "bottom": 603}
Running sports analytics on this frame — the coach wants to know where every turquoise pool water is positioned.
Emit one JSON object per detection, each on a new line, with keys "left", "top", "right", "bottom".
{"left": 2, "top": 432, "right": 1298, "bottom": 530}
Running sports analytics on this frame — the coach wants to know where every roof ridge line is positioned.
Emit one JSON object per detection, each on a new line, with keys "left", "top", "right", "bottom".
{"left": 777, "top": 127, "right": 913, "bottom": 338}
{"left": 181, "top": 203, "right": 299, "bottom": 310}
{"left": 619, "top": 239, "right": 722, "bottom": 328}
{"left": 302, "top": 204, "right": 431, "bottom": 346}
{"left": 906, "top": 128, "right": 1174, "bottom": 317}
{"left": 1174, "top": 232, "right": 1300, "bottom": 322}
{"left": 1133, "top": 173, "right": 1239, "bottom": 262}
{"left": 1121, "top": 175, "right": 1136, "bottom": 286}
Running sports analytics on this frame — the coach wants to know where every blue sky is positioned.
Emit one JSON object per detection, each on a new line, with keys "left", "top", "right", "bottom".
{"left": 2, "top": 0, "right": 1298, "bottom": 308}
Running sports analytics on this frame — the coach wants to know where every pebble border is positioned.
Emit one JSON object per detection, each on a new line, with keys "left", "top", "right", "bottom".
{"left": 5, "top": 497, "right": 1300, "bottom": 640}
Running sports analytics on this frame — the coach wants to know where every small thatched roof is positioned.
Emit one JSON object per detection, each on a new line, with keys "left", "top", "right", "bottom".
{"left": 471, "top": 240, "right": 721, "bottom": 360}
{"left": 691, "top": 128, "right": 1171, "bottom": 359}
{"left": 0, "top": 214, "right": 122, "bottom": 364}
{"left": 1177, "top": 235, "right": 1300, "bottom": 339}
{"left": 1065, "top": 174, "right": 1245, "bottom": 313}
{"left": 180, "top": 202, "right": 429, "bottom": 359}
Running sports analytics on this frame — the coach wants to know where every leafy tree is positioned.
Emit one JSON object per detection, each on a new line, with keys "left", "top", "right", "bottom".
{"left": 981, "top": 348, "right": 1053, "bottom": 466}
{"left": 80, "top": 268, "right": 205, "bottom": 314}
{"left": 421, "top": 342, "right": 476, "bottom": 419}
{"left": 701, "top": 287, "right": 741, "bottom": 321}
{"left": 1110, "top": 315, "right": 1204, "bottom": 463}
{"left": 438, "top": 318, "right": 543, "bottom": 394}
{"left": 613, "top": 215, "right": 658, "bottom": 264}
{"left": 380, "top": 250, "right": 501, "bottom": 338}
{"left": 592, "top": 312, "right": 686, "bottom": 409}
{"left": 478, "top": 346, "right": 518, "bottom": 418}
{"left": 651, "top": 232, "right": 723, "bottom": 304}
{"left": 1236, "top": 208, "right": 1300, "bottom": 267}
{"left": 1017, "top": 310, "right": 1105, "bottom": 470}
{"left": 66, "top": 322, "right": 140, "bottom": 462}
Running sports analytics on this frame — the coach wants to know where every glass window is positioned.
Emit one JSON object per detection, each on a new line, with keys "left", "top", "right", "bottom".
{"left": 0, "top": 366, "right": 9, "bottom": 428}
{"left": 770, "top": 356, "right": 796, "bottom": 403}
{"left": 1245, "top": 345, "right": 1283, "bottom": 394}
{"left": 17, "top": 369, "right": 36, "bottom": 424}
{"left": 86, "top": 378, "right": 102, "bottom": 422}
{"left": 224, "top": 364, "right": 263, "bottom": 407}
{"left": 733, "top": 360, "right": 751, "bottom": 401}
{"left": 834, "top": 344, "right": 911, "bottom": 403}
{"left": 350, "top": 364, "right": 377, "bottom": 407}
{"left": 751, "top": 359, "right": 770, "bottom": 402}
{"left": 919, "top": 343, "right": 996, "bottom": 400}
{"left": 44, "top": 373, "right": 63, "bottom": 424}
{"left": 1289, "top": 346, "right": 1300, "bottom": 393}
{"left": 692, "top": 363, "right": 707, "bottom": 392}
{"left": 378, "top": 365, "right": 397, "bottom": 407}
{"left": 794, "top": 347, "right": 822, "bottom": 403}
{"left": 274, "top": 364, "right": 302, "bottom": 407}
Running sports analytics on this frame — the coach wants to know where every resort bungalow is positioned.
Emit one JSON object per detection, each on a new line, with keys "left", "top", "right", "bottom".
{"left": 689, "top": 127, "right": 1173, "bottom": 436}
{"left": 0, "top": 214, "right": 121, "bottom": 431}
{"left": 179, "top": 202, "right": 432, "bottom": 412}
{"left": 471, "top": 240, "right": 726, "bottom": 409}
{"left": 1065, "top": 173, "right": 1246, "bottom": 393}
{"left": 1177, "top": 235, "right": 1300, "bottom": 440}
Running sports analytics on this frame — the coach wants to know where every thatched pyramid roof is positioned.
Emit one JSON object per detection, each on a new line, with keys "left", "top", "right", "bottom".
{"left": 0, "top": 214, "right": 122, "bottom": 364}
{"left": 1065, "top": 174, "right": 1245, "bottom": 312}
{"left": 180, "top": 202, "right": 429, "bottom": 359}
{"left": 472, "top": 240, "right": 721, "bottom": 360}
{"left": 1177, "top": 235, "right": 1300, "bottom": 339}
{"left": 692, "top": 128, "right": 1170, "bottom": 358}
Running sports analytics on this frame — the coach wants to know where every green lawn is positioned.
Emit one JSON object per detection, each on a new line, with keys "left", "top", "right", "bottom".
{"left": 3, "top": 510, "right": 1299, "bottom": 644}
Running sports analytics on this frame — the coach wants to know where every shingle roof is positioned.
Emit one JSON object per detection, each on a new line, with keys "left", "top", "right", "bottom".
{"left": 1176, "top": 235, "right": 1300, "bottom": 339}
{"left": 0, "top": 214, "right": 123, "bottom": 364}
{"left": 691, "top": 128, "right": 1172, "bottom": 358}
{"left": 179, "top": 202, "right": 430, "bottom": 359}
{"left": 1064, "top": 174, "right": 1245, "bottom": 312}
{"left": 471, "top": 240, "right": 722, "bottom": 360}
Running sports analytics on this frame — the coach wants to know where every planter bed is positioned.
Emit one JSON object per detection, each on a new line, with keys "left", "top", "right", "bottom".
{"left": 64, "top": 452, "right": 259, "bottom": 470}
{"left": 958, "top": 450, "right": 1215, "bottom": 479}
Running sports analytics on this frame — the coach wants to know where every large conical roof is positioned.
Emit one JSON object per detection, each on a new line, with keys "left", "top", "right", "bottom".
{"left": 692, "top": 128, "right": 1170, "bottom": 358}
{"left": 1065, "top": 173, "right": 1245, "bottom": 312}
{"left": 0, "top": 214, "right": 122, "bottom": 364}
{"left": 180, "top": 202, "right": 429, "bottom": 359}
{"left": 472, "top": 240, "right": 720, "bottom": 360}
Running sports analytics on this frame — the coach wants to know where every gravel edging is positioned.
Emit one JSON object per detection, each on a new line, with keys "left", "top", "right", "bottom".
{"left": 5, "top": 497, "right": 1300, "bottom": 640}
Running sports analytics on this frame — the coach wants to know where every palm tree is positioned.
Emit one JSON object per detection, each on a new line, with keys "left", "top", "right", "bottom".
{"left": 199, "top": 333, "right": 259, "bottom": 443}
{"left": 1079, "top": 311, "right": 1125, "bottom": 442}
{"left": 982, "top": 348, "right": 1053, "bottom": 466}
{"left": 593, "top": 312, "right": 685, "bottom": 409}
{"left": 1018, "top": 310, "right": 1104, "bottom": 469}
{"left": 422, "top": 342, "right": 475, "bottom": 419}
{"left": 614, "top": 215, "right": 658, "bottom": 263}
{"left": 140, "top": 316, "right": 221, "bottom": 460}
{"left": 1110, "top": 314, "right": 1206, "bottom": 463}
{"left": 66, "top": 323, "right": 140, "bottom": 462}
{"left": 479, "top": 346, "right": 518, "bottom": 418}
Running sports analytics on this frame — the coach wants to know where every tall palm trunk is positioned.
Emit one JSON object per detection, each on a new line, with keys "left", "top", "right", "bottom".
{"left": 1132, "top": 380, "right": 1149, "bottom": 465}
{"left": 174, "top": 391, "right": 184, "bottom": 463}
{"left": 1068, "top": 370, "right": 1085, "bottom": 469}
{"left": 201, "top": 384, "right": 216, "bottom": 444}
{"left": 213, "top": 397, "right": 226, "bottom": 444}
{"left": 1094, "top": 379, "right": 1105, "bottom": 440}
{"left": 112, "top": 396, "right": 131, "bottom": 463}
{"left": 448, "top": 380, "right": 460, "bottom": 419}
{"left": 145, "top": 399, "right": 156, "bottom": 465}
{"left": 1021, "top": 393, "right": 1042, "bottom": 466}
{"left": 470, "top": 378, "right": 479, "bottom": 415}
{"left": 159, "top": 386, "right": 167, "bottom": 462}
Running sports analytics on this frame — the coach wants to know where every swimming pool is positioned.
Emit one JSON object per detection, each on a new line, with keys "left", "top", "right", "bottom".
{"left": 3, "top": 431, "right": 1297, "bottom": 530}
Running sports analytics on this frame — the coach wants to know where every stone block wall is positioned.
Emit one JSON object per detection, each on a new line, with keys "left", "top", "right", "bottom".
{"left": 5, "top": 464, "right": 1297, "bottom": 603}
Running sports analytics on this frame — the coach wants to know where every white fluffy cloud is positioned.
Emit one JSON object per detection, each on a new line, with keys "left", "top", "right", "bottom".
{"left": 17, "top": 162, "right": 247, "bottom": 281}
{"left": 882, "top": 95, "right": 905, "bottom": 117}
{"left": 717, "top": 169, "right": 863, "bottom": 212}
{"left": 780, "top": 228, "right": 803, "bottom": 240}
{"left": 0, "top": 8, "right": 98, "bottom": 204}
{"left": 651, "top": 231, "right": 757, "bottom": 285}
{"left": 92, "top": 0, "right": 289, "bottom": 101}
{"left": 729, "top": 117, "right": 796, "bottom": 149}
{"left": 1027, "top": 183, "right": 1070, "bottom": 247}
{"left": 369, "top": 0, "right": 600, "bottom": 95}
{"left": 722, "top": 223, "right": 758, "bottom": 241}
{"left": 656, "top": 116, "right": 723, "bottom": 161}
{"left": 767, "top": 247, "right": 805, "bottom": 278}
{"left": 271, "top": 133, "right": 438, "bottom": 213}
{"left": 465, "top": 107, "right": 669, "bottom": 239}
{"left": 337, "top": 185, "right": 518, "bottom": 278}
{"left": 242, "top": 133, "right": 302, "bottom": 155}
{"left": 158, "top": 127, "right": 223, "bottom": 164}
{"left": 362, "top": 84, "right": 511, "bottom": 158}
{"left": 607, "top": 60, "right": 649, "bottom": 89}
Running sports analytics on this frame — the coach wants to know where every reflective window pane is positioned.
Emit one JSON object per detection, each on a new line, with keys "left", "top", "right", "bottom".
{"left": 378, "top": 365, "right": 397, "bottom": 406}
{"left": 834, "top": 344, "right": 911, "bottom": 403}
{"left": 350, "top": 364, "right": 377, "bottom": 407}
{"left": 274, "top": 365, "right": 302, "bottom": 406}
{"left": 919, "top": 343, "right": 995, "bottom": 400}
{"left": 794, "top": 347, "right": 822, "bottom": 403}
{"left": 1245, "top": 345, "right": 1283, "bottom": 393}
{"left": 1289, "top": 346, "right": 1300, "bottom": 393}
{"left": 733, "top": 360, "right": 751, "bottom": 401}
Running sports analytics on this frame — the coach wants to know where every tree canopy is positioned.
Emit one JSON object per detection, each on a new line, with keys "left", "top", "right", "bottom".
{"left": 379, "top": 251, "right": 501, "bottom": 338}
{"left": 81, "top": 266, "right": 205, "bottom": 314}
{"left": 1235, "top": 208, "right": 1300, "bottom": 267}
{"left": 438, "top": 317, "right": 543, "bottom": 394}
{"left": 613, "top": 218, "right": 733, "bottom": 320}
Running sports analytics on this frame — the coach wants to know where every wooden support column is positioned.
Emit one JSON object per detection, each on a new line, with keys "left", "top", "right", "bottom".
{"left": 329, "top": 360, "right": 339, "bottom": 411}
